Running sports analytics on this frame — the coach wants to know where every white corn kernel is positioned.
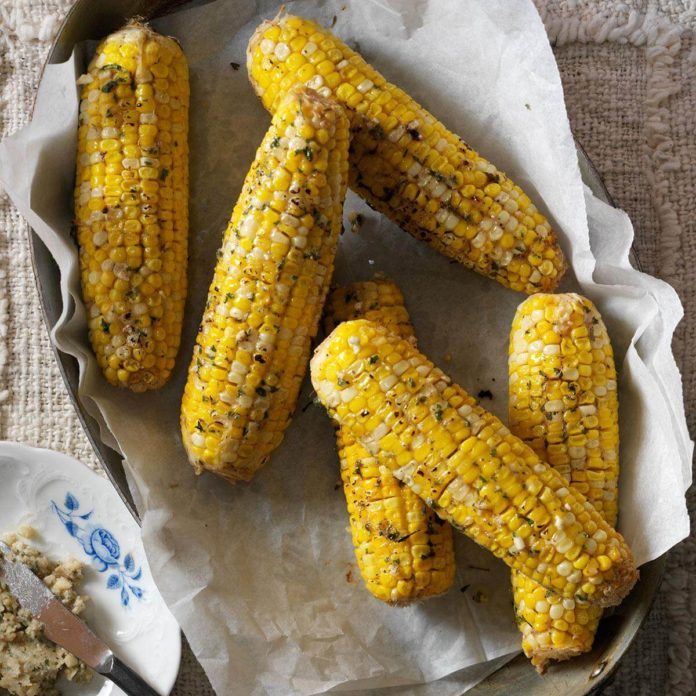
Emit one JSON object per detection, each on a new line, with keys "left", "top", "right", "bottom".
{"left": 274, "top": 42, "right": 290, "bottom": 60}
{"left": 557, "top": 561, "right": 572, "bottom": 577}
{"left": 357, "top": 79, "right": 374, "bottom": 93}
{"left": 379, "top": 375, "right": 398, "bottom": 391}
{"left": 340, "top": 387, "right": 358, "bottom": 403}
{"left": 513, "top": 535, "right": 526, "bottom": 551}
{"left": 549, "top": 603, "right": 564, "bottom": 620}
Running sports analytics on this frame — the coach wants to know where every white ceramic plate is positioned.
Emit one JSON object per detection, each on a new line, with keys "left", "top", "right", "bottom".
{"left": 0, "top": 441, "right": 181, "bottom": 695}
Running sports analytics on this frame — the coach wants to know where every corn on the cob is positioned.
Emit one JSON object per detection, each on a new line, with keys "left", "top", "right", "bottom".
{"left": 74, "top": 23, "right": 189, "bottom": 391}
{"left": 310, "top": 319, "right": 637, "bottom": 607}
{"left": 325, "top": 281, "right": 455, "bottom": 604}
{"left": 247, "top": 14, "right": 567, "bottom": 294}
{"left": 180, "top": 87, "right": 349, "bottom": 482}
{"left": 509, "top": 293, "right": 620, "bottom": 671}
{"left": 324, "top": 280, "right": 414, "bottom": 341}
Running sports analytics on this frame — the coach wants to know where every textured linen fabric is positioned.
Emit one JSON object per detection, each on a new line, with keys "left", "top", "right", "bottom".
{"left": 0, "top": 1, "right": 693, "bottom": 694}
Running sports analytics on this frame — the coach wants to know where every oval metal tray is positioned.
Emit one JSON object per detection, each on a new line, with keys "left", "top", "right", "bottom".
{"left": 28, "top": 2, "right": 663, "bottom": 693}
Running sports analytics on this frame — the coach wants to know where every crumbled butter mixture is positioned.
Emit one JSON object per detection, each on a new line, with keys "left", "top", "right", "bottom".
{"left": 0, "top": 530, "right": 92, "bottom": 696}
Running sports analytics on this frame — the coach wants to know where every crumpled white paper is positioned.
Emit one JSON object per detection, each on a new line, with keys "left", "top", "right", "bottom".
{"left": 0, "top": 0, "right": 691, "bottom": 694}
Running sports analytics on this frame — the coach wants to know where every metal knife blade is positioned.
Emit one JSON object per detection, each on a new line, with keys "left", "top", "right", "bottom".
{"left": 0, "top": 541, "right": 161, "bottom": 695}
{"left": 0, "top": 540, "right": 110, "bottom": 668}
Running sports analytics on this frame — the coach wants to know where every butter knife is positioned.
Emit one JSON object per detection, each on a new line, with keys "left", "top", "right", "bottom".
{"left": 0, "top": 541, "right": 161, "bottom": 696}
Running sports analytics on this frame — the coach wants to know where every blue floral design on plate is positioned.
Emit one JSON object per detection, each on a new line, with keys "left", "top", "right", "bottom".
{"left": 51, "top": 493, "right": 144, "bottom": 607}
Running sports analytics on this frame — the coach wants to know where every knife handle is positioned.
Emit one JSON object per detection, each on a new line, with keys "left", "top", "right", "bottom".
{"left": 99, "top": 654, "right": 162, "bottom": 696}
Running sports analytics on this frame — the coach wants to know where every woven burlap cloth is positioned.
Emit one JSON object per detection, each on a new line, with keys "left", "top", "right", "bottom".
{"left": 0, "top": 1, "right": 693, "bottom": 693}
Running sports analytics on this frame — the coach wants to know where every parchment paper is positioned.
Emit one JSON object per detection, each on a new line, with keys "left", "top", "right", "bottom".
{"left": 0, "top": 0, "right": 691, "bottom": 694}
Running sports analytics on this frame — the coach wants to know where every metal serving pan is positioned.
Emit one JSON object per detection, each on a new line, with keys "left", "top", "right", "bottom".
{"left": 29, "top": 1, "right": 664, "bottom": 693}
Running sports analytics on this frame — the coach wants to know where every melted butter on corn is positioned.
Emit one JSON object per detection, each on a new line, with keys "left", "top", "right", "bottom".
{"left": 325, "top": 281, "right": 455, "bottom": 604}
{"left": 509, "top": 293, "right": 620, "bottom": 671}
{"left": 247, "top": 14, "right": 567, "bottom": 294}
{"left": 180, "top": 87, "right": 349, "bottom": 482}
{"left": 74, "top": 22, "right": 189, "bottom": 391}
{"left": 311, "top": 319, "right": 637, "bottom": 607}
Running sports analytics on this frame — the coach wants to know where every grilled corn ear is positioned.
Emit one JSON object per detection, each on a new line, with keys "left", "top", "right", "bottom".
{"left": 180, "top": 87, "right": 349, "bottom": 482}
{"left": 509, "top": 294, "right": 620, "bottom": 671}
{"left": 75, "top": 22, "right": 189, "bottom": 391}
{"left": 310, "top": 319, "right": 637, "bottom": 607}
{"left": 325, "top": 281, "right": 455, "bottom": 604}
{"left": 324, "top": 280, "right": 414, "bottom": 341}
{"left": 247, "top": 14, "right": 566, "bottom": 294}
